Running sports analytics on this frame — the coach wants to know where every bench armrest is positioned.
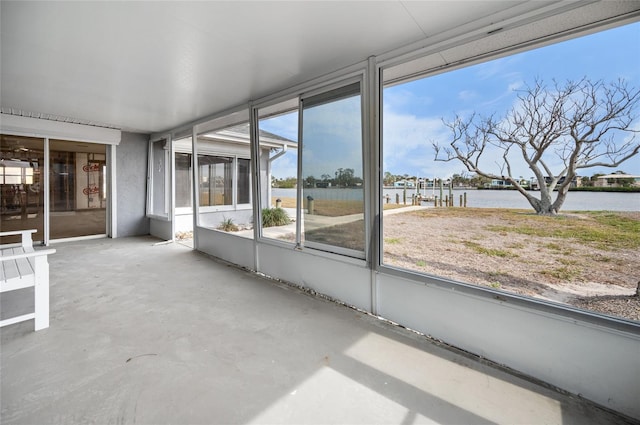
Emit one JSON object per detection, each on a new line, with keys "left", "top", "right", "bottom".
{"left": 0, "top": 229, "right": 37, "bottom": 249}
{"left": 0, "top": 249, "right": 56, "bottom": 262}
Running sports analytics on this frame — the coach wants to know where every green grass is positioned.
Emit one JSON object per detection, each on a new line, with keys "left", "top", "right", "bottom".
{"left": 543, "top": 242, "right": 563, "bottom": 251}
{"left": 416, "top": 260, "right": 426, "bottom": 267}
{"left": 557, "top": 258, "right": 578, "bottom": 266}
{"left": 540, "top": 266, "right": 580, "bottom": 281}
{"left": 462, "top": 241, "right": 517, "bottom": 258}
{"left": 385, "top": 238, "right": 402, "bottom": 245}
{"left": 592, "top": 254, "right": 612, "bottom": 263}
{"left": 486, "top": 211, "right": 640, "bottom": 250}
{"left": 543, "top": 242, "right": 575, "bottom": 255}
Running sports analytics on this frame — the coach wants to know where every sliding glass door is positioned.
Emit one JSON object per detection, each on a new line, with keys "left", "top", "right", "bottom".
{"left": 0, "top": 135, "right": 45, "bottom": 244}
{"left": 49, "top": 140, "right": 106, "bottom": 239}
{"left": 300, "top": 82, "right": 365, "bottom": 257}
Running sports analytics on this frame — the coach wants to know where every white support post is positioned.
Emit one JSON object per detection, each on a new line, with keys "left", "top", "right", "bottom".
{"left": 33, "top": 255, "right": 50, "bottom": 330}
{"left": 21, "top": 230, "right": 35, "bottom": 249}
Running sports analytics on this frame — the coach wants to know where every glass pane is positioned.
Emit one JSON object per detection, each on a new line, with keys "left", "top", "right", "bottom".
{"left": 237, "top": 158, "right": 251, "bottom": 204}
{"left": 199, "top": 155, "right": 233, "bottom": 206}
{"left": 173, "top": 136, "right": 193, "bottom": 238}
{"left": 0, "top": 135, "right": 45, "bottom": 244}
{"left": 149, "top": 140, "right": 168, "bottom": 216}
{"left": 175, "top": 153, "right": 192, "bottom": 208}
{"left": 50, "top": 139, "right": 106, "bottom": 239}
{"left": 196, "top": 122, "right": 254, "bottom": 237}
{"left": 381, "top": 23, "right": 640, "bottom": 323}
{"left": 258, "top": 105, "right": 298, "bottom": 243}
{"left": 301, "top": 83, "right": 364, "bottom": 255}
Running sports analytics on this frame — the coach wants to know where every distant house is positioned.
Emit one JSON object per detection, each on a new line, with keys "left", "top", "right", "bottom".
{"left": 594, "top": 174, "right": 640, "bottom": 188}
{"left": 488, "top": 179, "right": 513, "bottom": 188}
{"left": 173, "top": 124, "right": 296, "bottom": 233}
{"left": 531, "top": 176, "right": 581, "bottom": 190}
{"left": 394, "top": 180, "right": 415, "bottom": 188}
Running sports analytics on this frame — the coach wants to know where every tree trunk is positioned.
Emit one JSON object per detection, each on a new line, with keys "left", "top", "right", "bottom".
{"left": 528, "top": 184, "right": 559, "bottom": 215}
{"left": 527, "top": 197, "right": 558, "bottom": 215}
{"left": 551, "top": 185, "right": 570, "bottom": 215}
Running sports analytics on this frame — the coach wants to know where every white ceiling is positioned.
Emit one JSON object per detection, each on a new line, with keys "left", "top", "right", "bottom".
{"left": 0, "top": 1, "right": 636, "bottom": 134}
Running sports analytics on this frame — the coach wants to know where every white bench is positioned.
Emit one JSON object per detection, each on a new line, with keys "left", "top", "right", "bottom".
{"left": 1, "top": 229, "right": 55, "bottom": 331}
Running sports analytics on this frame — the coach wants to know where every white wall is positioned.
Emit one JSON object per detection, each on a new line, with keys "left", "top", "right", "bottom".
{"left": 376, "top": 273, "right": 640, "bottom": 419}
{"left": 197, "top": 226, "right": 254, "bottom": 270}
{"left": 257, "top": 244, "right": 372, "bottom": 312}
{"left": 174, "top": 212, "right": 193, "bottom": 235}
{"left": 194, "top": 235, "right": 640, "bottom": 419}
{"left": 149, "top": 218, "right": 172, "bottom": 241}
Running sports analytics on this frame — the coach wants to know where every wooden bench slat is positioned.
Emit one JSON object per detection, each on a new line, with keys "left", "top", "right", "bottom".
{"left": 0, "top": 249, "right": 55, "bottom": 262}
{"left": 15, "top": 254, "right": 35, "bottom": 278}
{"left": 2, "top": 250, "right": 20, "bottom": 281}
{"left": 1, "top": 230, "right": 54, "bottom": 331}
{"left": 0, "top": 313, "right": 36, "bottom": 328}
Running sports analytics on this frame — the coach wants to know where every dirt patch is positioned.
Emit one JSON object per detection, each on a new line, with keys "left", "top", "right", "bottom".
{"left": 305, "top": 220, "right": 364, "bottom": 251}
{"left": 381, "top": 208, "right": 639, "bottom": 322}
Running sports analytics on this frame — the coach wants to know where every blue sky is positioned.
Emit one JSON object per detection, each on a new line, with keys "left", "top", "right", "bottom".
{"left": 262, "top": 21, "right": 640, "bottom": 180}
{"left": 383, "top": 21, "right": 640, "bottom": 180}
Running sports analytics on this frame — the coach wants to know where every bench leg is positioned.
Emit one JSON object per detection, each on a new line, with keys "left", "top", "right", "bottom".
{"left": 34, "top": 256, "right": 50, "bottom": 331}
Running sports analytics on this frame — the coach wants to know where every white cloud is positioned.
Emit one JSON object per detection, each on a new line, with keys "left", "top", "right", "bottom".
{"left": 458, "top": 90, "right": 477, "bottom": 101}
{"left": 384, "top": 87, "right": 434, "bottom": 110}
{"left": 507, "top": 81, "right": 524, "bottom": 92}
{"left": 382, "top": 107, "right": 465, "bottom": 178}
{"left": 271, "top": 152, "right": 298, "bottom": 179}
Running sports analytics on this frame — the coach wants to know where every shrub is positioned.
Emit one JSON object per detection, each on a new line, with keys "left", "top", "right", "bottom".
{"left": 218, "top": 218, "right": 239, "bottom": 232}
{"left": 262, "top": 208, "right": 291, "bottom": 228}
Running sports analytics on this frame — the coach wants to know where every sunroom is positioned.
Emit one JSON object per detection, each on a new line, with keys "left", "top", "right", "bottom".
{"left": 1, "top": 1, "right": 639, "bottom": 423}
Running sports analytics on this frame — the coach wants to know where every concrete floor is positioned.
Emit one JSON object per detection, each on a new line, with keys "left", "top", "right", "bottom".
{"left": 0, "top": 236, "right": 635, "bottom": 424}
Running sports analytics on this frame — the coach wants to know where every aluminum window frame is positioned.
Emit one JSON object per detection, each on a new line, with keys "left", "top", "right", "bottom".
{"left": 374, "top": 16, "right": 640, "bottom": 332}
{"left": 298, "top": 77, "right": 367, "bottom": 260}
{"left": 146, "top": 137, "right": 171, "bottom": 221}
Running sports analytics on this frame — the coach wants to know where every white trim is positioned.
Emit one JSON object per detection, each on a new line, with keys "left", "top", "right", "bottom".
{"left": 379, "top": 2, "right": 640, "bottom": 85}
{"left": 43, "top": 138, "right": 51, "bottom": 246}
{"left": 1, "top": 114, "right": 121, "bottom": 145}
{"left": 147, "top": 214, "right": 171, "bottom": 222}
{"left": 199, "top": 205, "right": 235, "bottom": 213}
{"left": 109, "top": 144, "right": 117, "bottom": 238}
{"left": 164, "top": 148, "right": 170, "bottom": 217}
{"left": 169, "top": 135, "right": 176, "bottom": 242}
{"left": 191, "top": 128, "right": 199, "bottom": 247}
{"left": 146, "top": 140, "right": 153, "bottom": 218}
{"left": 49, "top": 234, "right": 107, "bottom": 244}
{"left": 146, "top": 139, "right": 170, "bottom": 220}
{"left": 195, "top": 153, "right": 253, "bottom": 211}
{"left": 250, "top": 105, "right": 261, "bottom": 270}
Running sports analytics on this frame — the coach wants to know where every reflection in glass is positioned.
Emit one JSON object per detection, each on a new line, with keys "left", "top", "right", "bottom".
{"left": 149, "top": 139, "right": 168, "bottom": 217}
{"left": 195, "top": 123, "right": 254, "bottom": 237}
{"left": 301, "top": 83, "right": 364, "bottom": 255}
{"left": 237, "top": 158, "right": 251, "bottom": 204}
{"left": 258, "top": 107, "right": 299, "bottom": 243}
{"left": 380, "top": 23, "right": 640, "bottom": 323}
{"left": 0, "top": 135, "right": 45, "bottom": 244}
{"left": 198, "top": 155, "right": 233, "bottom": 206}
{"left": 175, "top": 153, "right": 192, "bottom": 208}
{"left": 49, "top": 139, "right": 106, "bottom": 239}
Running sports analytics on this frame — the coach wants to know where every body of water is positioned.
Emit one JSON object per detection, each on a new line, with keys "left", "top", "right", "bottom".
{"left": 272, "top": 187, "right": 640, "bottom": 211}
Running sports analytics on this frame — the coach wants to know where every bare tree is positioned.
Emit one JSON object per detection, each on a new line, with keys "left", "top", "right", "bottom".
{"left": 433, "top": 78, "right": 640, "bottom": 215}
